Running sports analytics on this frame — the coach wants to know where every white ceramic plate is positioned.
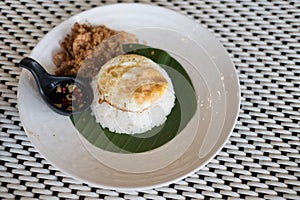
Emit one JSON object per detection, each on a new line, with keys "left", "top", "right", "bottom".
{"left": 17, "top": 3, "right": 240, "bottom": 190}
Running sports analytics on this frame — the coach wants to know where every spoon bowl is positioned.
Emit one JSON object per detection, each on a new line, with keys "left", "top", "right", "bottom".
{"left": 19, "top": 57, "right": 93, "bottom": 116}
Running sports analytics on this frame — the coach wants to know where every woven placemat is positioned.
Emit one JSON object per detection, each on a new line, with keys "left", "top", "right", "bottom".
{"left": 1, "top": 0, "right": 299, "bottom": 199}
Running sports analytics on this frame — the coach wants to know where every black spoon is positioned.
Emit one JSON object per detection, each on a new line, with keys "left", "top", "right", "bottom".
{"left": 19, "top": 57, "right": 93, "bottom": 116}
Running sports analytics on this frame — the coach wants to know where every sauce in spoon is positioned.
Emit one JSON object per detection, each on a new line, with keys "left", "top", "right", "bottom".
{"left": 49, "top": 81, "right": 89, "bottom": 112}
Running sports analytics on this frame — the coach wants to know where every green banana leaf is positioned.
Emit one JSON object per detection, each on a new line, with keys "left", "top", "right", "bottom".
{"left": 71, "top": 44, "right": 197, "bottom": 153}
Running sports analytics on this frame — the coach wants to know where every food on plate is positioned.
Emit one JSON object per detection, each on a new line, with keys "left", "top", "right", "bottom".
{"left": 53, "top": 22, "right": 138, "bottom": 78}
{"left": 53, "top": 23, "right": 176, "bottom": 134}
{"left": 91, "top": 54, "right": 176, "bottom": 134}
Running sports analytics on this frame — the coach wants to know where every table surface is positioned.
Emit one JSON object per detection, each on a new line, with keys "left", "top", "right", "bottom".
{"left": 1, "top": 0, "right": 299, "bottom": 199}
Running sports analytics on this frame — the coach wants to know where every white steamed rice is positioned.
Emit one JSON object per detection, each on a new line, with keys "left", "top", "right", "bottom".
{"left": 90, "top": 67, "right": 175, "bottom": 134}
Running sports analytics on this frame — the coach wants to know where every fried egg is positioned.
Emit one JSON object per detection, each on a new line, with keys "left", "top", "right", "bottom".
{"left": 91, "top": 54, "right": 175, "bottom": 134}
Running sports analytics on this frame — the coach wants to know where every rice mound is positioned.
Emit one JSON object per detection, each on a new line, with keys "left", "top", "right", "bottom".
{"left": 90, "top": 65, "right": 175, "bottom": 134}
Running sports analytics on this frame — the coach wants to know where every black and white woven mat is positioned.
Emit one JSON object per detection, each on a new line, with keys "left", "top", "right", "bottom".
{"left": 1, "top": 0, "right": 299, "bottom": 199}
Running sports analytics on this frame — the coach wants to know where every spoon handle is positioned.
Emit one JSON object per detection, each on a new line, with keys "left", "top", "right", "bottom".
{"left": 19, "top": 57, "right": 52, "bottom": 93}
